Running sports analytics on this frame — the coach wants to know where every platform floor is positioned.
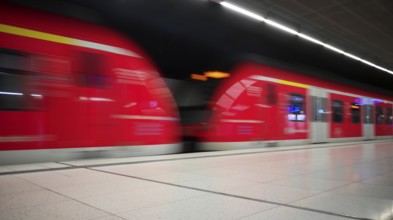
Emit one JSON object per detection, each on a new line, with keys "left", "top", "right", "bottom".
{"left": 1, "top": 140, "right": 393, "bottom": 220}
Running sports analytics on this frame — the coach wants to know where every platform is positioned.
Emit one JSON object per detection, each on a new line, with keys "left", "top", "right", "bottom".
{"left": 1, "top": 140, "right": 393, "bottom": 219}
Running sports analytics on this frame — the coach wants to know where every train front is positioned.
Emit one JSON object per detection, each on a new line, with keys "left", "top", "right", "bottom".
{"left": 0, "top": 2, "right": 181, "bottom": 164}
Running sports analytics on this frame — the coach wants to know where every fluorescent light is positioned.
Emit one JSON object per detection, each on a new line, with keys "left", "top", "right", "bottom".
{"left": 360, "top": 59, "right": 377, "bottom": 67}
{"left": 342, "top": 52, "right": 362, "bottom": 61}
{"left": 265, "top": 20, "right": 298, "bottom": 35}
{"left": 324, "top": 44, "right": 344, "bottom": 54}
{"left": 212, "top": 0, "right": 393, "bottom": 75}
{"left": 297, "top": 33, "right": 324, "bottom": 46}
{"left": 221, "top": 2, "right": 265, "bottom": 21}
{"left": 221, "top": 2, "right": 298, "bottom": 35}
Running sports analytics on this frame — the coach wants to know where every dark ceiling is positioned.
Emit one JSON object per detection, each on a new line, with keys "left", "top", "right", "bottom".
{"left": 10, "top": 0, "right": 393, "bottom": 95}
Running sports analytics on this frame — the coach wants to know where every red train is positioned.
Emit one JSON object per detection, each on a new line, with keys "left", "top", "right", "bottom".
{"left": 0, "top": 3, "right": 181, "bottom": 164}
{"left": 190, "top": 59, "right": 393, "bottom": 150}
{"left": 1, "top": 3, "right": 392, "bottom": 165}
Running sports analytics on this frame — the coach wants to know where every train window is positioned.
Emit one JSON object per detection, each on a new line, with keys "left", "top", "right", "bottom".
{"left": 288, "top": 94, "right": 305, "bottom": 122}
{"left": 0, "top": 49, "right": 25, "bottom": 71}
{"left": 351, "top": 102, "right": 361, "bottom": 124}
{"left": 387, "top": 108, "right": 393, "bottom": 125}
{"left": 0, "top": 49, "right": 26, "bottom": 111}
{"left": 0, "top": 74, "right": 25, "bottom": 110}
{"left": 31, "top": 55, "right": 70, "bottom": 76}
{"left": 363, "top": 104, "right": 373, "bottom": 124}
{"left": 77, "top": 52, "right": 107, "bottom": 88}
{"left": 332, "top": 100, "right": 343, "bottom": 123}
{"left": 266, "top": 84, "right": 277, "bottom": 105}
{"left": 376, "top": 106, "right": 384, "bottom": 124}
{"left": 312, "top": 96, "right": 327, "bottom": 122}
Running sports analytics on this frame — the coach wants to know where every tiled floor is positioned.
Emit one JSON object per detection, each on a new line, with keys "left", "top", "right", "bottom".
{"left": 1, "top": 140, "right": 393, "bottom": 219}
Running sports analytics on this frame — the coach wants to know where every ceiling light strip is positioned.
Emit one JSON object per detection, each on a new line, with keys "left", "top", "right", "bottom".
{"left": 297, "top": 33, "right": 324, "bottom": 46}
{"left": 220, "top": 2, "right": 265, "bottom": 21}
{"left": 264, "top": 20, "right": 298, "bottom": 35}
{"left": 215, "top": 1, "right": 393, "bottom": 75}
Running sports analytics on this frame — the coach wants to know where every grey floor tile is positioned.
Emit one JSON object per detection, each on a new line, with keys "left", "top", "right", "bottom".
{"left": 0, "top": 176, "right": 43, "bottom": 195}
{"left": 119, "top": 194, "right": 276, "bottom": 220}
{"left": 225, "top": 171, "right": 289, "bottom": 183}
{"left": 178, "top": 176, "right": 258, "bottom": 192}
{"left": 95, "top": 165, "right": 181, "bottom": 178}
{"left": 331, "top": 182, "right": 393, "bottom": 200}
{"left": 142, "top": 172, "right": 208, "bottom": 184}
{"left": 0, "top": 200, "right": 109, "bottom": 220}
{"left": 291, "top": 192, "right": 393, "bottom": 220}
{"left": 190, "top": 167, "right": 246, "bottom": 177}
{"left": 241, "top": 206, "right": 352, "bottom": 220}
{"left": 79, "top": 185, "right": 209, "bottom": 213}
{"left": 0, "top": 189, "right": 69, "bottom": 211}
{"left": 305, "top": 167, "right": 383, "bottom": 182}
{"left": 93, "top": 214, "right": 126, "bottom": 220}
{"left": 267, "top": 176, "right": 351, "bottom": 191}
{"left": 220, "top": 183, "right": 321, "bottom": 204}
{"left": 17, "top": 169, "right": 126, "bottom": 189}
{"left": 2, "top": 140, "right": 393, "bottom": 220}
{"left": 362, "top": 171, "right": 393, "bottom": 186}
{"left": 50, "top": 178, "right": 162, "bottom": 199}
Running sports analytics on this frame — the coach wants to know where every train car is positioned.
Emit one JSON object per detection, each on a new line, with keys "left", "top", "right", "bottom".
{"left": 194, "top": 58, "right": 393, "bottom": 150}
{"left": 0, "top": 3, "right": 181, "bottom": 164}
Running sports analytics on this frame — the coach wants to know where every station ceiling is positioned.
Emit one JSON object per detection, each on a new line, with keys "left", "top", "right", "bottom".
{"left": 10, "top": 0, "right": 393, "bottom": 94}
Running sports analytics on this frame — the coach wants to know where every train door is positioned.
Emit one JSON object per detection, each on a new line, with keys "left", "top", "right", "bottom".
{"left": 74, "top": 51, "right": 115, "bottom": 146}
{"left": 362, "top": 98, "right": 374, "bottom": 140}
{"left": 374, "top": 101, "right": 392, "bottom": 137}
{"left": 262, "top": 83, "right": 279, "bottom": 141}
{"left": 310, "top": 87, "right": 328, "bottom": 143}
{"left": 0, "top": 49, "right": 45, "bottom": 149}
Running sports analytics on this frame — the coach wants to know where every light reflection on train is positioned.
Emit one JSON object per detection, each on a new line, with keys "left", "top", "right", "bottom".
{"left": 0, "top": 2, "right": 181, "bottom": 164}
{"left": 183, "top": 60, "right": 393, "bottom": 151}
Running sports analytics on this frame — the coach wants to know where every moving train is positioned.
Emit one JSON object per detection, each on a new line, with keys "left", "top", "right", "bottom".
{"left": 1, "top": 3, "right": 392, "bottom": 165}
{"left": 0, "top": 2, "right": 181, "bottom": 164}
{"left": 186, "top": 58, "right": 393, "bottom": 151}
